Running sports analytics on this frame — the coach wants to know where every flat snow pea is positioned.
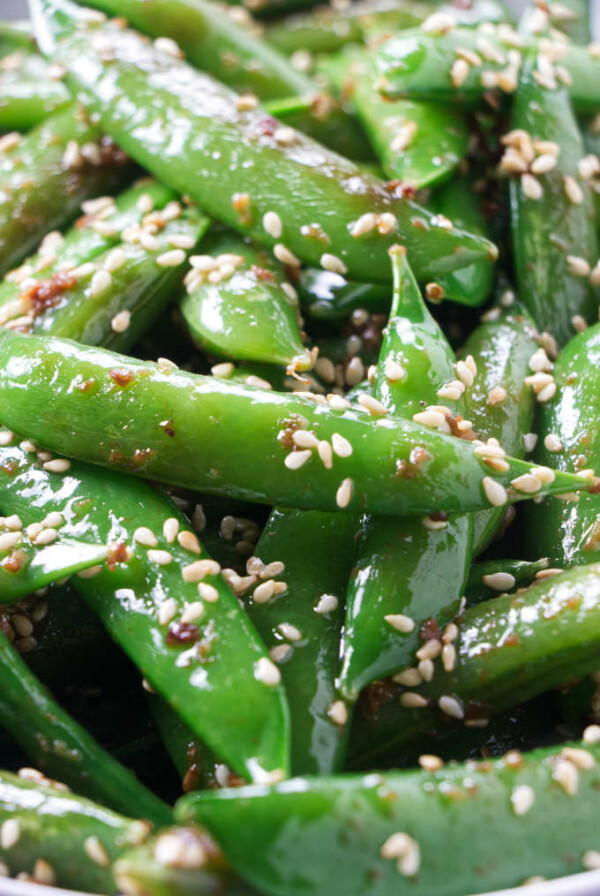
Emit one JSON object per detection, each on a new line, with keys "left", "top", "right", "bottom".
{"left": 460, "top": 300, "right": 538, "bottom": 555}
{"left": 0, "top": 330, "right": 586, "bottom": 516}
{"left": 0, "top": 102, "right": 128, "bottom": 276}
{"left": 180, "top": 231, "right": 311, "bottom": 370}
{"left": 508, "top": 57, "right": 600, "bottom": 346}
{"left": 340, "top": 248, "right": 472, "bottom": 699}
{"left": 31, "top": 0, "right": 497, "bottom": 285}
{"left": 0, "top": 434, "right": 290, "bottom": 783}
{"left": 177, "top": 735, "right": 600, "bottom": 896}
{"left": 0, "top": 50, "right": 71, "bottom": 130}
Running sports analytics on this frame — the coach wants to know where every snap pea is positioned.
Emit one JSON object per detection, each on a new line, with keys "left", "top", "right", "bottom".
{"left": 509, "top": 57, "right": 599, "bottom": 347}
{"left": 148, "top": 696, "right": 213, "bottom": 792}
{"left": 0, "top": 21, "right": 34, "bottom": 51}
{"left": 0, "top": 50, "right": 71, "bottom": 130}
{"left": 0, "top": 536, "right": 108, "bottom": 604}
{"left": 465, "top": 556, "right": 551, "bottom": 603}
{"left": 0, "top": 770, "right": 152, "bottom": 893}
{"left": 180, "top": 230, "right": 311, "bottom": 370}
{"left": 177, "top": 734, "right": 600, "bottom": 896}
{"left": 324, "top": 48, "right": 469, "bottom": 189}
{"left": 0, "top": 330, "right": 585, "bottom": 516}
{"left": 351, "top": 562, "right": 600, "bottom": 765}
{"left": 0, "top": 626, "right": 171, "bottom": 826}
{"left": 0, "top": 434, "right": 290, "bottom": 783}
{"left": 340, "top": 248, "right": 472, "bottom": 699}
{"left": 31, "top": 0, "right": 496, "bottom": 285}
{"left": 526, "top": 321, "right": 600, "bottom": 567}
{"left": 0, "top": 102, "right": 128, "bottom": 277}
{"left": 297, "top": 269, "right": 389, "bottom": 321}
{"left": 246, "top": 507, "right": 359, "bottom": 775}
{"left": 520, "top": 0, "right": 590, "bottom": 44}
{"left": 460, "top": 300, "right": 538, "bottom": 555}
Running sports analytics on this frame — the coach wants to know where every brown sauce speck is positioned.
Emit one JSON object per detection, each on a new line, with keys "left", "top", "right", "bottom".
{"left": 21, "top": 271, "right": 77, "bottom": 318}
{"left": 109, "top": 368, "right": 135, "bottom": 387}
{"left": 166, "top": 622, "right": 199, "bottom": 647}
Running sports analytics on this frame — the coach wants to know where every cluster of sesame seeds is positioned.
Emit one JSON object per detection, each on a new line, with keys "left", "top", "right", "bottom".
{"left": 500, "top": 130, "right": 563, "bottom": 201}
{"left": 443, "top": 24, "right": 522, "bottom": 93}
{"left": 349, "top": 212, "right": 398, "bottom": 238}
{"left": 153, "top": 829, "right": 207, "bottom": 870}
{"left": 392, "top": 622, "right": 460, "bottom": 712}
{"left": 380, "top": 832, "right": 420, "bottom": 877}
{"left": 524, "top": 346, "right": 556, "bottom": 402}
{"left": 184, "top": 253, "right": 244, "bottom": 293}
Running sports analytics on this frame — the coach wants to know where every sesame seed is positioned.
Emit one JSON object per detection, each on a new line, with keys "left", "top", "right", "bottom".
{"left": 561, "top": 747, "right": 596, "bottom": 771}
{"left": 154, "top": 36, "right": 183, "bottom": 58}
{"left": 350, "top": 213, "right": 377, "bottom": 237}
{"left": 327, "top": 700, "right": 348, "bottom": 726}
{"left": 531, "top": 153, "right": 557, "bottom": 175}
{"left": 136, "top": 193, "right": 155, "bottom": 214}
{"left": 482, "top": 476, "right": 508, "bottom": 507}
{"left": 442, "top": 623, "right": 458, "bottom": 643}
{"left": 157, "top": 249, "right": 186, "bottom": 268}
{"left": 380, "top": 831, "right": 421, "bottom": 877}
{"left": 0, "top": 132, "right": 21, "bottom": 153}
{"left": 147, "top": 549, "right": 173, "bottom": 566}
{"left": 43, "top": 458, "right": 71, "bottom": 474}
{"left": 393, "top": 668, "right": 422, "bottom": 687}
{"left": 284, "top": 449, "right": 312, "bottom": 470}
{"left": 84, "top": 835, "right": 110, "bottom": 868}
{"left": 89, "top": 269, "right": 112, "bottom": 298}
{"left": 482, "top": 571, "right": 516, "bottom": 591}
{"left": 0, "top": 431, "right": 14, "bottom": 447}
{"left": 104, "top": 248, "right": 127, "bottom": 273}
{"left": 377, "top": 213, "right": 397, "bottom": 235}
{"left": 331, "top": 433, "right": 352, "bottom": 458}
{"left": 270, "top": 644, "right": 292, "bottom": 664}
{"left": 455, "top": 360, "right": 475, "bottom": 388}
{"left": 390, "top": 121, "right": 418, "bottom": 154}
{"left": 0, "top": 531, "right": 22, "bottom": 552}
{"left": 450, "top": 58, "right": 470, "bottom": 88}
{"left": 182, "top": 559, "right": 220, "bottom": 582}
{"left": 163, "top": 518, "right": 179, "bottom": 544}
{"left": 583, "top": 725, "right": 600, "bottom": 745}
{"left": 358, "top": 394, "right": 388, "bottom": 416}
{"left": 582, "top": 851, "right": 600, "bottom": 871}
{"left": 62, "top": 140, "right": 83, "bottom": 170}
{"left": 419, "top": 754, "right": 443, "bottom": 772}
{"left": 320, "top": 253, "right": 347, "bottom": 275}
{"left": 263, "top": 211, "right": 282, "bottom": 239}
{"left": 261, "top": 561, "right": 285, "bottom": 579}
{"left": 400, "top": 692, "right": 429, "bottom": 709}
{"left": 510, "top": 473, "right": 542, "bottom": 493}
{"left": 134, "top": 527, "right": 158, "bottom": 548}
{"left": 511, "top": 785, "right": 535, "bottom": 816}
{"left": 178, "top": 531, "right": 201, "bottom": 554}
{"left": 273, "top": 244, "right": 301, "bottom": 267}
{"left": 255, "top": 657, "right": 281, "bottom": 686}
{"left": 487, "top": 386, "right": 507, "bottom": 405}
{"left": 278, "top": 622, "right": 302, "bottom": 642}
{"left": 416, "top": 639, "right": 441, "bottom": 661}
{"left": 181, "top": 602, "right": 205, "bottom": 624}
{"left": 211, "top": 362, "right": 235, "bottom": 378}
{"left": 111, "top": 310, "right": 131, "bottom": 333}
{"left": 33, "top": 859, "right": 56, "bottom": 886}
{"left": 314, "top": 593, "right": 338, "bottom": 614}
{"left": 384, "top": 614, "right": 415, "bottom": 633}
{"left": 543, "top": 434, "right": 563, "bottom": 454}
{"left": 336, "top": 477, "right": 353, "bottom": 509}
{"left": 418, "top": 658, "right": 434, "bottom": 681}
{"left": 554, "top": 758, "right": 579, "bottom": 795}
{"left": 273, "top": 126, "right": 296, "bottom": 145}
{"left": 441, "top": 643, "right": 456, "bottom": 672}
{"left": 439, "top": 695, "right": 464, "bottom": 719}
{"left": 384, "top": 358, "right": 407, "bottom": 383}
{"left": 564, "top": 175, "right": 584, "bottom": 204}
{"left": 196, "top": 582, "right": 218, "bottom": 602}
{"left": 522, "top": 173, "right": 543, "bottom": 200}
{"left": 253, "top": 579, "right": 276, "bottom": 604}
{"left": 1, "top": 819, "right": 20, "bottom": 850}
{"left": 567, "top": 255, "right": 591, "bottom": 278}
{"left": 292, "top": 430, "right": 319, "bottom": 449}
{"left": 158, "top": 598, "right": 178, "bottom": 626}
{"left": 413, "top": 409, "right": 448, "bottom": 430}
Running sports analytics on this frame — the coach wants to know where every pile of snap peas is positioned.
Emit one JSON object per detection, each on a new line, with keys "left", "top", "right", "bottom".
{"left": 2, "top": 0, "right": 600, "bottom": 893}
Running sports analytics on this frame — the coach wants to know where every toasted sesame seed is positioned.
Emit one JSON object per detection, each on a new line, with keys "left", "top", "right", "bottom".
{"left": 273, "top": 244, "right": 301, "bottom": 267}
{"left": 482, "top": 571, "right": 516, "bottom": 591}
{"left": 439, "top": 695, "right": 464, "bottom": 719}
{"left": 327, "top": 700, "right": 348, "bottom": 726}
{"left": 162, "top": 518, "right": 179, "bottom": 544}
{"left": 442, "top": 623, "right": 458, "bottom": 643}
{"left": 400, "top": 692, "right": 429, "bottom": 709}
{"left": 43, "top": 458, "right": 71, "bottom": 474}
{"left": 419, "top": 754, "right": 443, "bottom": 772}
{"left": 147, "top": 549, "right": 173, "bottom": 566}
{"left": 482, "top": 476, "right": 508, "bottom": 507}
{"left": 416, "top": 639, "right": 442, "bottom": 661}
{"left": 511, "top": 473, "right": 542, "bottom": 493}
{"left": 441, "top": 643, "right": 456, "bottom": 672}
{"left": 263, "top": 211, "right": 282, "bottom": 239}
{"left": 181, "top": 602, "right": 205, "bottom": 624}
{"left": 320, "top": 253, "right": 347, "bottom": 275}
{"left": 84, "top": 835, "right": 110, "bottom": 867}
{"left": 450, "top": 58, "right": 470, "bottom": 88}
{"left": 335, "top": 477, "right": 353, "bottom": 509}
{"left": 111, "top": 310, "right": 131, "bottom": 333}
{"left": 158, "top": 598, "right": 178, "bottom": 626}
{"left": 384, "top": 614, "right": 415, "bottom": 633}
{"left": 182, "top": 559, "right": 221, "bottom": 582}
{"left": 561, "top": 747, "right": 596, "bottom": 770}
{"left": 134, "top": 527, "right": 158, "bottom": 548}
{"left": 1, "top": 819, "right": 20, "bottom": 850}
{"left": 418, "top": 658, "right": 434, "bottom": 681}
{"left": 314, "top": 593, "right": 338, "bottom": 614}
{"left": 511, "top": 784, "right": 535, "bottom": 816}
{"left": 255, "top": 657, "right": 281, "bottom": 686}
{"left": 521, "top": 173, "right": 543, "bottom": 200}
{"left": 554, "top": 758, "right": 579, "bottom": 795}
{"left": 393, "top": 668, "right": 422, "bottom": 687}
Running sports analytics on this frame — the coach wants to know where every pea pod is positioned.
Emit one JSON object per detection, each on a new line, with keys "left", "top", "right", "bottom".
{"left": 177, "top": 734, "right": 600, "bottom": 896}
{"left": 465, "top": 556, "right": 551, "bottom": 604}
{"left": 340, "top": 248, "right": 472, "bottom": 699}
{"left": 180, "top": 231, "right": 311, "bottom": 370}
{"left": 324, "top": 48, "right": 469, "bottom": 189}
{"left": 0, "top": 331, "right": 586, "bottom": 516}
{"left": 351, "top": 563, "right": 600, "bottom": 765}
{"left": 0, "top": 434, "right": 290, "bottom": 783}
{"left": 0, "top": 102, "right": 128, "bottom": 276}
{"left": 0, "top": 21, "right": 34, "bottom": 51}
{"left": 0, "top": 626, "right": 171, "bottom": 826}
{"left": 461, "top": 300, "right": 538, "bottom": 555}
{"left": 31, "top": 0, "right": 497, "bottom": 285}
{"left": 0, "top": 536, "right": 108, "bottom": 603}
{"left": 297, "top": 269, "right": 389, "bottom": 321}
{"left": 526, "top": 321, "right": 600, "bottom": 567}
{"left": 0, "top": 51, "right": 71, "bottom": 130}
{"left": 520, "top": 0, "right": 590, "bottom": 44}
{"left": 509, "top": 57, "right": 599, "bottom": 346}
{"left": 0, "top": 770, "right": 152, "bottom": 893}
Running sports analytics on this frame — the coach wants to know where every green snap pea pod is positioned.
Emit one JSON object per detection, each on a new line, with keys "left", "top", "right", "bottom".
{"left": 297, "top": 269, "right": 389, "bottom": 321}
{"left": 0, "top": 537, "right": 108, "bottom": 604}
{"left": 465, "top": 556, "right": 551, "bottom": 603}
{"left": 520, "top": 0, "right": 590, "bottom": 44}
{"left": 0, "top": 331, "right": 585, "bottom": 516}
{"left": 350, "top": 562, "right": 600, "bottom": 765}
{"left": 324, "top": 49, "right": 469, "bottom": 189}
{"left": 31, "top": 0, "right": 496, "bottom": 286}
{"left": 180, "top": 231, "right": 311, "bottom": 370}
{"left": 0, "top": 770, "right": 152, "bottom": 893}
{"left": 427, "top": 175, "right": 495, "bottom": 307}
{"left": 0, "top": 102, "right": 128, "bottom": 277}
{"left": 460, "top": 301, "right": 538, "bottom": 555}
{"left": 509, "top": 58, "right": 599, "bottom": 347}
{"left": 77, "top": 0, "right": 372, "bottom": 161}
{"left": 0, "top": 626, "right": 171, "bottom": 826}
{"left": 526, "top": 321, "right": 600, "bottom": 567}
{"left": 246, "top": 508, "right": 359, "bottom": 775}
{"left": 340, "top": 248, "right": 472, "bottom": 700}
{"left": 0, "top": 22, "right": 35, "bottom": 51}
{"left": 177, "top": 735, "right": 600, "bottom": 896}
{"left": 148, "top": 695, "right": 215, "bottom": 792}
{"left": 0, "top": 51, "right": 71, "bottom": 130}
{"left": 0, "top": 435, "right": 290, "bottom": 783}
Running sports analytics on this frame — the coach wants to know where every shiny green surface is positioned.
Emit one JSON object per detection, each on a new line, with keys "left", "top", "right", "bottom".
{"left": 510, "top": 60, "right": 599, "bottom": 346}
{"left": 31, "top": 0, "right": 496, "bottom": 285}
{"left": 0, "top": 434, "right": 290, "bottom": 783}
{"left": 180, "top": 231, "right": 310, "bottom": 369}
{"left": 340, "top": 250, "right": 472, "bottom": 698}
{"left": 0, "top": 102, "right": 127, "bottom": 276}
{"left": 465, "top": 556, "right": 551, "bottom": 604}
{"left": 351, "top": 563, "right": 600, "bottom": 764}
{"left": 461, "top": 302, "right": 538, "bottom": 555}
{"left": 0, "top": 331, "right": 584, "bottom": 516}
{"left": 0, "top": 537, "right": 108, "bottom": 603}
{"left": 247, "top": 507, "right": 359, "bottom": 775}
{"left": 0, "top": 51, "right": 71, "bottom": 130}
{"left": 297, "top": 269, "right": 389, "bottom": 321}
{"left": 0, "top": 624, "right": 170, "bottom": 825}
{"left": 177, "top": 736, "right": 600, "bottom": 896}
{"left": 527, "top": 322, "right": 600, "bottom": 567}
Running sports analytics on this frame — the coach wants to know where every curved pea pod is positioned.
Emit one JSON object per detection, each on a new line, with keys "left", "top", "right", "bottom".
{"left": 0, "top": 771, "right": 153, "bottom": 893}
{"left": 246, "top": 508, "right": 359, "bottom": 775}
{"left": 177, "top": 735, "right": 600, "bottom": 896}
{"left": 324, "top": 49, "right": 469, "bottom": 189}
{"left": 509, "top": 58, "right": 600, "bottom": 347}
{"left": 0, "top": 331, "right": 586, "bottom": 517}
{"left": 0, "top": 436, "right": 290, "bottom": 783}
{"left": 0, "top": 51, "right": 71, "bottom": 130}
{"left": 0, "top": 536, "right": 108, "bottom": 604}
{"left": 340, "top": 249, "right": 472, "bottom": 700}
{"left": 350, "top": 563, "right": 600, "bottom": 766}
{"left": 297, "top": 269, "right": 389, "bottom": 321}
{"left": 460, "top": 300, "right": 538, "bottom": 555}
{"left": 181, "top": 232, "right": 311, "bottom": 370}
{"left": 0, "top": 22, "right": 34, "bottom": 51}
{"left": 0, "top": 102, "right": 128, "bottom": 277}
{"left": 465, "top": 556, "right": 551, "bottom": 604}
{"left": 0, "top": 626, "right": 171, "bottom": 826}
{"left": 526, "top": 321, "right": 600, "bottom": 567}
{"left": 427, "top": 175, "right": 495, "bottom": 307}
{"left": 31, "top": 0, "right": 497, "bottom": 286}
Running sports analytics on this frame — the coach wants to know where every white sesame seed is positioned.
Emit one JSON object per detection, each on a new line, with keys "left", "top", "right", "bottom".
{"left": 147, "top": 549, "right": 173, "bottom": 566}
{"left": 104, "top": 248, "right": 127, "bottom": 273}
{"left": 349, "top": 213, "right": 377, "bottom": 238}
{"left": 181, "top": 602, "right": 205, "bottom": 624}
{"left": 134, "top": 527, "right": 158, "bottom": 548}
{"left": 255, "top": 657, "right": 281, "bottom": 686}
{"left": 320, "top": 253, "right": 347, "bottom": 275}
{"left": 1, "top": 819, "right": 20, "bottom": 850}
{"left": 284, "top": 449, "right": 312, "bottom": 470}
{"left": 511, "top": 784, "right": 535, "bottom": 816}
{"left": 273, "top": 244, "right": 301, "bottom": 267}
{"left": 263, "top": 211, "right": 282, "bottom": 239}
{"left": 84, "top": 835, "right": 110, "bottom": 867}
{"left": 413, "top": 409, "right": 448, "bottom": 430}
{"left": 2, "top": 515, "right": 22, "bottom": 531}
{"left": 393, "top": 668, "right": 422, "bottom": 687}
{"left": 487, "top": 386, "right": 507, "bottom": 405}
{"left": 162, "top": 518, "right": 179, "bottom": 544}
{"left": 314, "top": 593, "right": 338, "bottom": 614}
{"left": 422, "top": 10, "right": 456, "bottom": 33}
{"left": 567, "top": 255, "right": 591, "bottom": 278}
{"left": 168, "top": 234, "right": 196, "bottom": 250}
{"left": 156, "top": 249, "right": 186, "bottom": 268}
{"left": 390, "top": 121, "right": 418, "bottom": 154}
{"left": 111, "top": 310, "right": 131, "bottom": 333}
{"left": 416, "top": 639, "right": 442, "bottom": 661}
{"left": 43, "top": 458, "right": 71, "bottom": 474}
{"left": 561, "top": 747, "right": 596, "bottom": 770}
{"left": 327, "top": 700, "right": 348, "bottom": 726}
{"left": 335, "top": 477, "right": 353, "bottom": 509}
{"left": 178, "top": 531, "right": 201, "bottom": 554}
{"left": 270, "top": 644, "right": 292, "bottom": 664}
{"left": 0, "top": 431, "right": 14, "bottom": 447}
{"left": 582, "top": 851, "right": 600, "bottom": 871}
{"left": 236, "top": 93, "right": 259, "bottom": 111}
{"left": 510, "top": 473, "right": 542, "bottom": 493}
{"left": 154, "top": 36, "right": 183, "bottom": 58}
{"left": 455, "top": 360, "right": 474, "bottom": 388}
{"left": 197, "top": 582, "right": 218, "bottom": 602}
{"left": 543, "top": 434, "right": 563, "bottom": 453}
{"left": 292, "top": 430, "right": 319, "bottom": 449}
{"left": 357, "top": 394, "right": 388, "bottom": 416}
{"left": 531, "top": 153, "right": 557, "bottom": 175}
{"left": 158, "top": 598, "right": 178, "bottom": 626}
{"left": 377, "top": 213, "right": 397, "bottom": 235}
{"left": 419, "top": 754, "right": 443, "bottom": 772}
{"left": 62, "top": 140, "right": 83, "bottom": 170}
{"left": 34, "top": 528, "right": 59, "bottom": 546}
{"left": 439, "top": 695, "right": 464, "bottom": 719}
{"left": 182, "top": 559, "right": 220, "bottom": 582}
{"left": 89, "top": 269, "right": 112, "bottom": 298}
{"left": 441, "top": 643, "right": 456, "bottom": 672}
{"left": 482, "top": 571, "right": 516, "bottom": 591}
{"left": 331, "top": 433, "right": 353, "bottom": 458}
{"left": 583, "top": 725, "right": 600, "bottom": 745}
{"left": 33, "top": 858, "right": 56, "bottom": 885}
{"left": 442, "top": 623, "right": 458, "bottom": 643}
{"left": 384, "top": 614, "right": 415, "bottom": 633}
{"left": 253, "top": 579, "right": 276, "bottom": 604}
{"left": 564, "top": 175, "right": 584, "bottom": 205}
{"left": 554, "top": 758, "right": 579, "bottom": 795}
{"left": 418, "top": 658, "right": 434, "bottom": 682}
{"left": 400, "top": 692, "right": 429, "bottom": 709}
{"left": 261, "top": 561, "right": 285, "bottom": 579}
{"left": 482, "top": 476, "right": 508, "bottom": 507}
{"left": 278, "top": 622, "right": 302, "bottom": 642}
{"left": 450, "top": 58, "right": 470, "bottom": 88}
{"left": 0, "top": 531, "right": 22, "bottom": 552}
{"left": 522, "top": 173, "right": 543, "bottom": 200}
{"left": 273, "top": 126, "right": 296, "bottom": 145}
